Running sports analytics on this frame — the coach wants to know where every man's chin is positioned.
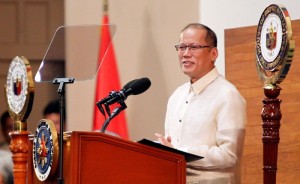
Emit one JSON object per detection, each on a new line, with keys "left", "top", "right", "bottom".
{"left": 182, "top": 69, "right": 192, "bottom": 76}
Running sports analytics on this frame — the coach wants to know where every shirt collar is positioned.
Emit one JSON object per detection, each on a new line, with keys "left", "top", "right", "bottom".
{"left": 190, "top": 67, "right": 219, "bottom": 95}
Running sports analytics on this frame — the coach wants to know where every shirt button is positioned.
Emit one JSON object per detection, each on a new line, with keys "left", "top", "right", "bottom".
{"left": 179, "top": 119, "right": 182, "bottom": 123}
{"left": 186, "top": 101, "right": 188, "bottom": 104}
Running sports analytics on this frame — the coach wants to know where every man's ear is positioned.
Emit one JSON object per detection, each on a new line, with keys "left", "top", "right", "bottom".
{"left": 211, "top": 47, "right": 218, "bottom": 62}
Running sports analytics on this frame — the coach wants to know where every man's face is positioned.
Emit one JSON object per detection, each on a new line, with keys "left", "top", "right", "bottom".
{"left": 44, "top": 113, "right": 60, "bottom": 132}
{"left": 178, "top": 28, "right": 218, "bottom": 83}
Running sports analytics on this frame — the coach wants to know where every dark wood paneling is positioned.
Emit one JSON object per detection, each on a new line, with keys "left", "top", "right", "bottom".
{"left": 225, "top": 20, "right": 300, "bottom": 184}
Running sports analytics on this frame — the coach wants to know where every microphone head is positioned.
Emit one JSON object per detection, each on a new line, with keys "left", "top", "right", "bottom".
{"left": 123, "top": 78, "right": 138, "bottom": 89}
{"left": 105, "top": 77, "right": 151, "bottom": 104}
{"left": 127, "top": 77, "right": 151, "bottom": 95}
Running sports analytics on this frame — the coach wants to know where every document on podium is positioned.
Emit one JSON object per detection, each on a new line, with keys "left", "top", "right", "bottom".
{"left": 138, "top": 139, "right": 203, "bottom": 163}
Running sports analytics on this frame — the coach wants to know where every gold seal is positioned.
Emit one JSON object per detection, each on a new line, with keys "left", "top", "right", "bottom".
{"left": 256, "top": 4, "right": 295, "bottom": 86}
{"left": 33, "top": 119, "right": 59, "bottom": 181}
{"left": 5, "top": 56, "right": 34, "bottom": 131}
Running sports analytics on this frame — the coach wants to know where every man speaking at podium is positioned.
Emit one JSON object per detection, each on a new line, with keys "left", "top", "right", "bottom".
{"left": 156, "top": 23, "right": 246, "bottom": 184}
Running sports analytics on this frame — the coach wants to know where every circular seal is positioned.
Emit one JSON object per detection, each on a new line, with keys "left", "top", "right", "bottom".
{"left": 256, "top": 4, "right": 295, "bottom": 85}
{"left": 33, "top": 119, "right": 58, "bottom": 181}
{"left": 6, "top": 56, "right": 34, "bottom": 122}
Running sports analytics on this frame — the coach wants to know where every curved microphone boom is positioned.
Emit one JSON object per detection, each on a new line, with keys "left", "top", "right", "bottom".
{"left": 97, "top": 77, "right": 151, "bottom": 133}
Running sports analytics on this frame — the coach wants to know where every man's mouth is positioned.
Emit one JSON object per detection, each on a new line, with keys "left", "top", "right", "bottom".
{"left": 182, "top": 61, "right": 193, "bottom": 65}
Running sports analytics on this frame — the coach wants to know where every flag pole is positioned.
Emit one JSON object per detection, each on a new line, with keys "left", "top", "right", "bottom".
{"left": 103, "top": 0, "right": 108, "bottom": 14}
{"left": 93, "top": 0, "right": 129, "bottom": 139}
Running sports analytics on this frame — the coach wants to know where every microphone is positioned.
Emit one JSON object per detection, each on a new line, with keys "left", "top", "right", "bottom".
{"left": 97, "top": 77, "right": 151, "bottom": 106}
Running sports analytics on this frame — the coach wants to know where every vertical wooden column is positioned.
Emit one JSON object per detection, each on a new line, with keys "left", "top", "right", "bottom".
{"left": 9, "top": 122, "right": 29, "bottom": 184}
{"left": 261, "top": 85, "right": 282, "bottom": 184}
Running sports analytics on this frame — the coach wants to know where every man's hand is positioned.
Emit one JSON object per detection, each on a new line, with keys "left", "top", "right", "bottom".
{"left": 155, "top": 133, "right": 173, "bottom": 148}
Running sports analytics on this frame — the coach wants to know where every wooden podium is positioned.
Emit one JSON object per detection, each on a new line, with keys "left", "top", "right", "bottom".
{"left": 27, "top": 131, "right": 186, "bottom": 184}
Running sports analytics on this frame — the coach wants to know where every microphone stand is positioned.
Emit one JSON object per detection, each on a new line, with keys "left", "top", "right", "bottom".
{"left": 100, "top": 101, "right": 127, "bottom": 133}
{"left": 104, "top": 103, "right": 111, "bottom": 117}
{"left": 53, "top": 77, "right": 74, "bottom": 184}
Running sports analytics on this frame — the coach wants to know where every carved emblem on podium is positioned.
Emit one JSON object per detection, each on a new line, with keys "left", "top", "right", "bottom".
{"left": 33, "top": 119, "right": 59, "bottom": 181}
{"left": 256, "top": 4, "right": 295, "bottom": 86}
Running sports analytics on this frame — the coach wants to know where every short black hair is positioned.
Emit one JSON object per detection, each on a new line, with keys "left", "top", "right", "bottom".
{"left": 43, "top": 100, "right": 60, "bottom": 116}
{"left": 1, "top": 111, "right": 10, "bottom": 130}
{"left": 181, "top": 23, "right": 218, "bottom": 47}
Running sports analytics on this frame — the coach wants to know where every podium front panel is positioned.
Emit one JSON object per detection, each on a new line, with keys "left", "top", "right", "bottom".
{"left": 69, "top": 131, "right": 186, "bottom": 184}
{"left": 28, "top": 131, "right": 186, "bottom": 183}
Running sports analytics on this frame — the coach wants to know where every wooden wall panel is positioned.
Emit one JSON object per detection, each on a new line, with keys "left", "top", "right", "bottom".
{"left": 0, "top": 0, "right": 64, "bottom": 136}
{"left": 225, "top": 19, "right": 300, "bottom": 184}
{"left": 0, "top": 0, "right": 64, "bottom": 59}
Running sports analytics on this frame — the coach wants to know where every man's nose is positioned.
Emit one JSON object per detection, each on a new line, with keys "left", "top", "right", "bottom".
{"left": 183, "top": 47, "right": 192, "bottom": 56}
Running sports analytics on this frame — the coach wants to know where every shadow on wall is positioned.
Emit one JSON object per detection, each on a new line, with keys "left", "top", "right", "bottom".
{"left": 128, "top": 9, "right": 169, "bottom": 141}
